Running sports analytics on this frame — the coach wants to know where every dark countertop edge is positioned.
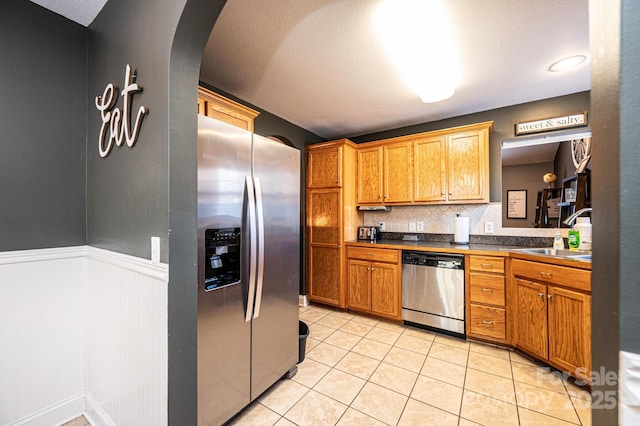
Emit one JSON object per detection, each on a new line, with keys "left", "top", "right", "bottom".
{"left": 346, "top": 239, "right": 592, "bottom": 270}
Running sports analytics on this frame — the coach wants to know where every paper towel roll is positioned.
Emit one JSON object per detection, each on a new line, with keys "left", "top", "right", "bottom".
{"left": 454, "top": 215, "right": 470, "bottom": 244}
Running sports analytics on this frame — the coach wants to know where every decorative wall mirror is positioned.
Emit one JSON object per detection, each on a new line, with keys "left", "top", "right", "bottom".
{"left": 501, "top": 128, "right": 591, "bottom": 228}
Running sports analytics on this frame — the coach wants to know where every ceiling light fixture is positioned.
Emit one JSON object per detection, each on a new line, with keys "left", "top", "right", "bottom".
{"left": 548, "top": 55, "right": 587, "bottom": 72}
{"left": 374, "top": 0, "right": 460, "bottom": 103}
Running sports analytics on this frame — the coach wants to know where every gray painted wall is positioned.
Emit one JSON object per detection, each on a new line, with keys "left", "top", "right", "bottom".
{"left": 0, "top": 0, "right": 87, "bottom": 252}
{"left": 619, "top": 0, "right": 640, "bottom": 356}
{"left": 351, "top": 92, "right": 591, "bottom": 203}
{"left": 590, "top": 0, "right": 620, "bottom": 423}
{"left": 86, "top": 0, "right": 192, "bottom": 263}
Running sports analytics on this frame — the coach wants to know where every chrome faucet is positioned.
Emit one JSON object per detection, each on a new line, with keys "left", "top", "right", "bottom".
{"left": 563, "top": 207, "right": 592, "bottom": 226}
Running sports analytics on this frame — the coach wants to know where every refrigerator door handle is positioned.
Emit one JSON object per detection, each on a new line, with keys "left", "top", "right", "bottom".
{"left": 245, "top": 175, "right": 257, "bottom": 323}
{"left": 253, "top": 177, "right": 265, "bottom": 319}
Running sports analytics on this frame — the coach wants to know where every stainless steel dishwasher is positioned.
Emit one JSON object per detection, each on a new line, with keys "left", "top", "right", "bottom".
{"left": 402, "top": 251, "right": 465, "bottom": 336}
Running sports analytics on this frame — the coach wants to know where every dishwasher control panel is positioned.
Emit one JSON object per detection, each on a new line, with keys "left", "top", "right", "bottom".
{"left": 402, "top": 252, "right": 464, "bottom": 270}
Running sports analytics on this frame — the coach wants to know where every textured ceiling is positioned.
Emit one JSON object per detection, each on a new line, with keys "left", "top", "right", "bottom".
{"left": 32, "top": 0, "right": 590, "bottom": 140}
{"left": 30, "top": 0, "right": 107, "bottom": 26}
{"left": 200, "top": 0, "right": 590, "bottom": 139}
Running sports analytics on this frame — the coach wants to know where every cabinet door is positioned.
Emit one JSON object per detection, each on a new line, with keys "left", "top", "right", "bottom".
{"left": 357, "top": 147, "right": 383, "bottom": 204}
{"left": 548, "top": 286, "right": 591, "bottom": 382}
{"left": 307, "top": 188, "right": 343, "bottom": 307}
{"left": 308, "top": 146, "right": 342, "bottom": 189}
{"left": 413, "top": 136, "right": 446, "bottom": 202}
{"left": 197, "top": 97, "right": 206, "bottom": 115}
{"left": 347, "top": 259, "right": 372, "bottom": 311}
{"left": 307, "top": 189, "right": 341, "bottom": 245}
{"left": 370, "top": 262, "right": 400, "bottom": 319}
{"left": 383, "top": 142, "right": 412, "bottom": 203}
{"left": 514, "top": 278, "right": 548, "bottom": 359}
{"left": 446, "top": 130, "right": 488, "bottom": 201}
{"left": 308, "top": 246, "right": 343, "bottom": 307}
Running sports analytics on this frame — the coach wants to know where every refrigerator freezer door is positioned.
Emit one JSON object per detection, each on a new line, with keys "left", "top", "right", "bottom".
{"left": 197, "top": 115, "right": 253, "bottom": 425}
{"left": 250, "top": 134, "right": 301, "bottom": 398}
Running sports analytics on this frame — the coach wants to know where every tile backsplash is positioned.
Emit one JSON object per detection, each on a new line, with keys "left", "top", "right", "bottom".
{"left": 362, "top": 202, "right": 566, "bottom": 238}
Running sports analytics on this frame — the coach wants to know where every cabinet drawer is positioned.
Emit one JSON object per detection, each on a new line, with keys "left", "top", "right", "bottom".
{"left": 469, "top": 305, "right": 506, "bottom": 340}
{"left": 347, "top": 246, "right": 398, "bottom": 263}
{"left": 469, "top": 255, "right": 505, "bottom": 273}
{"left": 512, "top": 259, "right": 591, "bottom": 292}
{"left": 469, "top": 273, "right": 505, "bottom": 306}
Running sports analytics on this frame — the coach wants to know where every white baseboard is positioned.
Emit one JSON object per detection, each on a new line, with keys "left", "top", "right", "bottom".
{"left": 7, "top": 393, "right": 84, "bottom": 426}
{"left": 299, "top": 294, "right": 309, "bottom": 306}
{"left": 84, "top": 392, "right": 114, "bottom": 426}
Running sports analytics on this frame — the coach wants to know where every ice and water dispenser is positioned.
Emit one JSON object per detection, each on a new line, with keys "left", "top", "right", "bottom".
{"left": 204, "top": 228, "right": 241, "bottom": 291}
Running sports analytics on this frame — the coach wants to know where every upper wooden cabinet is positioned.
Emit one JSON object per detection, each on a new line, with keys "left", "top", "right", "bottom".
{"left": 308, "top": 144, "right": 344, "bottom": 189}
{"left": 357, "top": 141, "right": 413, "bottom": 204}
{"left": 197, "top": 87, "right": 259, "bottom": 132}
{"left": 357, "top": 121, "right": 492, "bottom": 206}
{"left": 357, "top": 146, "right": 383, "bottom": 203}
{"left": 413, "top": 135, "right": 446, "bottom": 202}
{"left": 306, "top": 140, "right": 359, "bottom": 308}
{"left": 413, "top": 124, "right": 491, "bottom": 204}
{"left": 446, "top": 129, "right": 489, "bottom": 202}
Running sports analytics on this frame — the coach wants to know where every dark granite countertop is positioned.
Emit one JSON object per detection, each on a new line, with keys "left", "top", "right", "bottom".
{"left": 346, "top": 235, "right": 591, "bottom": 269}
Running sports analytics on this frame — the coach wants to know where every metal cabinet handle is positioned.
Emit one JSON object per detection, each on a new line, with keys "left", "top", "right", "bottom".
{"left": 384, "top": 195, "right": 388, "bottom": 199}
{"left": 548, "top": 294, "right": 553, "bottom": 299}
{"left": 482, "top": 320, "right": 494, "bottom": 325}
{"left": 538, "top": 292, "right": 544, "bottom": 298}
{"left": 539, "top": 271, "right": 553, "bottom": 277}
{"left": 481, "top": 263, "right": 493, "bottom": 268}
{"left": 481, "top": 288, "right": 493, "bottom": 293}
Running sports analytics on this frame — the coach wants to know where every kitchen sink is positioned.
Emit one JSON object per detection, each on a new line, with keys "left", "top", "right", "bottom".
{"left": 513, "top": 248, "right": 592, "bottom": 261}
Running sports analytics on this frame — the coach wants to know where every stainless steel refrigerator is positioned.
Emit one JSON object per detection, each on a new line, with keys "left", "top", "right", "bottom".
{"left": 197, "top": 115, "right": 300, "bottom": 425}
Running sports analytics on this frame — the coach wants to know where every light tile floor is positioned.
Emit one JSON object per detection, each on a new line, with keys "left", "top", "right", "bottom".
{"left": 229, "top": 304, "right": 592, "bottom": 426}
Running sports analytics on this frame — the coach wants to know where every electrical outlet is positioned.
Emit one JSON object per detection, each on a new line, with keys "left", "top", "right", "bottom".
{"left": 484, "top": 221, "right": 494, "bottom": 234}
{"left": 409, "top": 221, "right": 416, "bottom": 232}
{"left": 151, "top": 237, "right": 160, "bottom": 264}
{"left": 417, "top": 221, "right": 424, "bottom": 231}
{"left": 379, "top": 221, "right": 386, "bottom": 231}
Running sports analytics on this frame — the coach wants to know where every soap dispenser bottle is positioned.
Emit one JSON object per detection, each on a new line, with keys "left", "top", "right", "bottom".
{"left": 553, "top": 231, "right": 564, "bottom": 249}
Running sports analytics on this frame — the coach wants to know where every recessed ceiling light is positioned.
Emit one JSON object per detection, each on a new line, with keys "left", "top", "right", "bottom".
{"left": 548, "top": 55, "right": 587, "bottom": 72}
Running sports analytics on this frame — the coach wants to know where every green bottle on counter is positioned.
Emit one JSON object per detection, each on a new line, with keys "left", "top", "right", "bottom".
{"left": 568, "top": 230, "right": 580, "bottom": 252}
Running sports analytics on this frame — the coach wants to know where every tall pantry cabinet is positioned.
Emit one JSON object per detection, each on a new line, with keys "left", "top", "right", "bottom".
{"left": 306, "top": 140, "right": 359, "bottom": 308}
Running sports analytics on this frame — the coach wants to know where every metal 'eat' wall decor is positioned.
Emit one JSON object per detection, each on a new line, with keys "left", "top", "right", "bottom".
{"left": 95, "top": 64, "right": 148, "bottom": 157}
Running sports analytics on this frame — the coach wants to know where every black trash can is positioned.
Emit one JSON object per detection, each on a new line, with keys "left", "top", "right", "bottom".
{"left": 298, "top": 321, "right": 309, "bottom": 363}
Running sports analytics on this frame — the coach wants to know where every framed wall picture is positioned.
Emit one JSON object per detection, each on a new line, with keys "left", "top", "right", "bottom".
{"left": 507, "top": 190, "right": 527, "bottom": 219}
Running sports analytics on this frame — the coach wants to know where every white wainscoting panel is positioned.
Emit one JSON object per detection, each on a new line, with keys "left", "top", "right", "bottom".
{"left": 620, "top": 350, "right": 640, "bottom": 425}
{"left": 0, "top": 247, "right": 87, "bottom": 426}
{"left": 84, "top": 247, "right": 168, "bottom": 426}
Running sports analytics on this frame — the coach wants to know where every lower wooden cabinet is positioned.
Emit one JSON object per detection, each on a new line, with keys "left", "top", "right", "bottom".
{"left": 308, "top": 245, "right": 343, "bottom": 307}
{"left": 346, "top": 247, "right": 401, "bottom": 321}
{"left": 467, "top": 255, "right": 509, "bottom": 343}
{"left": 514, "top": 278, "right": 548, "bottom": 359}
{"left": 512, "top": 259, "right": 591, "bottom": 383}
